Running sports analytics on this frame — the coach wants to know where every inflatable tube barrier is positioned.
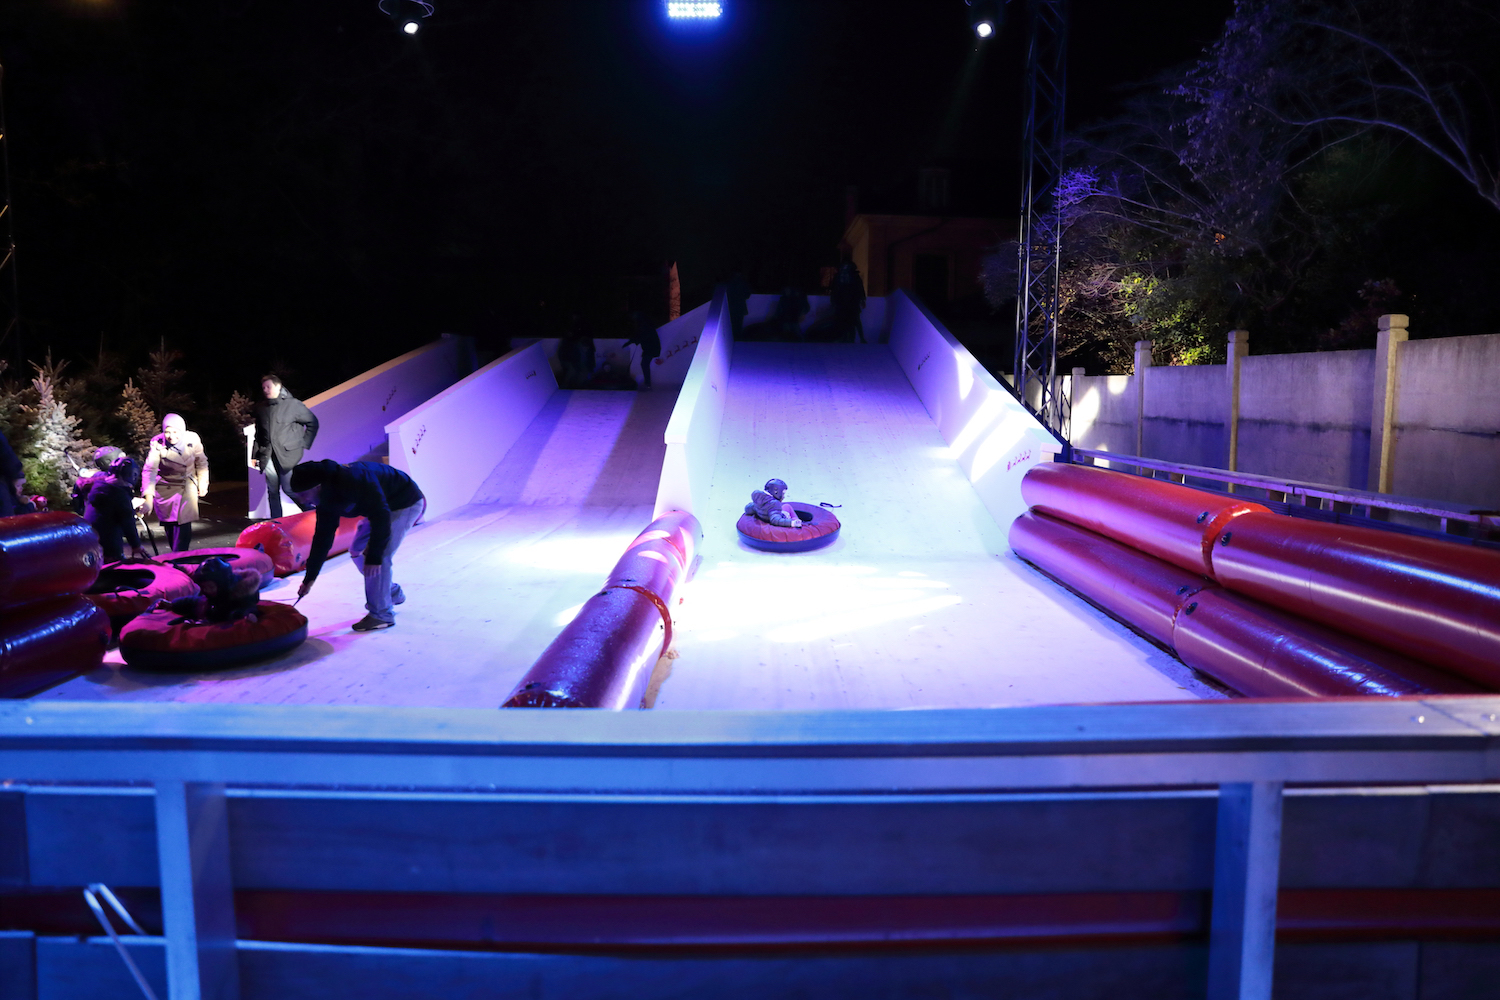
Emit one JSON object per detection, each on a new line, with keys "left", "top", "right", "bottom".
{"left": 85, "top": 561, "right": 199, "bottom": 636}
{"left": 736, "top": 502, "right": 841, "bottom": 553}
{"left": 0, "top": 595, "right": 111, "bottom": 698}
{"left": 505, "top": 510, "right": 703, "bottom": 710}
{"left": 0, "top": 511, "right": 103, "bottom": 611}
{"left": 1021, "top": 463, "right": 1267, "bottom": 577}
{"left": 156, "top": 547, "right": 276, "bottom": 590}
{"left": 1009, "top": 511, "right": 1209, "bottom": 648}
{"left": 1172, "top": 588, "right": 1476, "bottom": 698}
{"left": 119, "top": 601, "right": 309, "bottom": 672}
{"left": 236, "top": 511, "right": 363, "bottom": 577}
{"left": 1210, "top": 512, "right": 1500, "bottom": 689}
{"left": 1010, "top": 510, "right": 1474, "bottom": 698}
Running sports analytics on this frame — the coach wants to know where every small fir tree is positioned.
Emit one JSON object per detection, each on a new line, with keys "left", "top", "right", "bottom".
{"left": 225, "top": 390, "right": 255, "bottom": 432}
{"left": 23, "top": 367, "right": 94, "bottom": 508}
{"left": 118, "top": 379, "right": 158, "bottom": 459}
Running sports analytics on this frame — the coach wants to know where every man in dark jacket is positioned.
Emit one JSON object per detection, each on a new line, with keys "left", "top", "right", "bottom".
{"left": 622, "top": 311, "right": 662, "bottom": 389}
{"left": 251, "top": 375, "right": 319, "bottom": 518}
{"left": 289, "top": 459, "right": 424, "bottom": 632}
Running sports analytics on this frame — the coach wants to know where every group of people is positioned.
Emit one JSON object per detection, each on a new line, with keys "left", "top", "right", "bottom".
{"left": 729, "top": 262, "right": 869, "bottom": 344}
{"left": 558, "top": 312, "right": 663, "bottom": 390}
{"left": 61, "top": 372, "right": 423, "bottom": 633}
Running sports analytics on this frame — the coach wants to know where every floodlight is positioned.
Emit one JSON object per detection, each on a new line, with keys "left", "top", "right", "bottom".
{"left": 966, "top": 0, "right": 1003, "bottom": 40}
{"left": 666, "top": 1, "right": 723, "bottom": 19}
{"left": 379, "top": 0, "right": 434, "bottom": 35}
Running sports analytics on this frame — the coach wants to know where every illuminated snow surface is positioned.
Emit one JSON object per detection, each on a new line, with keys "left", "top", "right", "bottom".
{"left": 653, "top": 344, "right": 1221, "bottom": 708}
{"left": 41, "top": 347, "right": 1221, "bottom": 708}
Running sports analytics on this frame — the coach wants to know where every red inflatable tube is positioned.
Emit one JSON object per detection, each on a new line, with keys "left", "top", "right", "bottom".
{"left": 85, "top": 561, "right": 199, "bottom": 635}
{"left": 1172, "top": 588, "right": 1478, "bottom": 698}
{"left": 120, "top": 602, "right": 309, "bottom": 672}
{"left": 0, "top": 595, "right": 111, "bottom": 698}
{"left": 0, "top": 512, "right": 103, "bottom": 612}
{"left": 236, "top": 511, "right": 363, "bottom": 576}
{"left": 504, "top": 510, "right": 704, "bottom": 710}
{"left": 155, "top": 547, "right": 277, "bottom": 590}
{"left": 1009, "top": 511, "right": 1208, "bottom": 647}
{"left": 1021, "top": 463, "right": 1268, "bottom": 577}
{"left": 1211, "top": 512, "right": 1500, "bottom": 689}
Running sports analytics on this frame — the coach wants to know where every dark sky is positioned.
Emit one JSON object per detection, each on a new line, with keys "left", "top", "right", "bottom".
{"left": 0, "top": 0, "right": 1233, "bottom": 391}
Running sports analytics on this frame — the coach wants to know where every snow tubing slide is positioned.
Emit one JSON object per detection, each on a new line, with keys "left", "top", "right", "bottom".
{"left": 736, "top": 502, "right": 841, "bottom": 553}
{"left": 156, "top": 547, "right": 276, "bottom": 590}
{"left": 236, "top": 511, "right": 363, "bottom": 577}
{"left": 85, "top": 561, "right": 200, "bottom": 637}
{"left": 0, "top": 596, "right": 112, "bottom": 698}
{"left": 119, "top": 601, "right": 309, "bottom": 672}
{"left": 504, "top": 509, "right": 703, "bottom": 709}
{"left": 0, "top": 511, "right": 103, "bottom": 608}
{"left": 1010, "top": 511, "right": 1474, "bottom": 698}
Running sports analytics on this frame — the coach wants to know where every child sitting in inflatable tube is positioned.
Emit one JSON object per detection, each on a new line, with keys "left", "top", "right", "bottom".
{"left": 166, "top": 556, "right": 263, "bottom": 623}
{"left": 745, "top": 479, "right": 803, "bottom": 529}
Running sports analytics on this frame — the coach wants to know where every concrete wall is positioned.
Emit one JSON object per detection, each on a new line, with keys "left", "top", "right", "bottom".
{"left": 655, "top": 289, "right": 730, "bottom": 518}
{"left": 886, "top": 289, "right": 1059, "bottom": 536}
{"left": 1239, "top": 349, "right": 1374, "bottom": 487}
{"left": 386, "top": 342, "right": 557, "bottom": 520}
{"left": 1392, "top": 333, "right": 1500, "bottom": 507}
{"left": 242, "top": 335, "right": 476, "bottom": 516}
{"left": 1142, "top": 364, "right": 1228, "bottom": 470}
{"left": 1070, "top": 374, "right": 1138, "bottom": 458}
{"left": 1069, "top": 326, "right": 1500, "bottom": 509}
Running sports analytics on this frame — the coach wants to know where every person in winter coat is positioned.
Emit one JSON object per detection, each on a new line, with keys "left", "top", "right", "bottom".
{"left": 289, "top": 459, "right": 425, "bottom": 632}
{"left": 622, "top": 311, "right": 662, "bottom": 390}
{"left": 82, "top": 456, "right": 146, "bottom": 564}
{"left": 143, "top": 413, "right": 209, "bottom": 552}
{"left": 251, "top": 375, "right": 319, "bottom": 519}
{"left": 831, "top": 261, "right": 867, "bottom": 343}
{"left": 0, "top": 428, "right": 25, "bottom": 517}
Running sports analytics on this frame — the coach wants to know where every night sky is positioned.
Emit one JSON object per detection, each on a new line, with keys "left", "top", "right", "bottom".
{"left": 0, "top": 0, "right": 1232, "bottom": 396}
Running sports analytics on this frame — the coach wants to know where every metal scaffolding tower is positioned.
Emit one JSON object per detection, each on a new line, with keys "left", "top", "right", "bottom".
{"left": 1012, "top": 0, "right": 1068, "bottom": 438}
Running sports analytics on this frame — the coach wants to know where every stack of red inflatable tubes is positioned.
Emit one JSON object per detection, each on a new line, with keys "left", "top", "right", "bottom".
{"left": 0, "top": 512, "right": 112, "bottom": 697}
{"left": 1013, "top": 463, "right": 1492, "bottom": 697}
{"left": 504, "top": 510, "right": 702, "bottom": 709}
{"left": 236, "top": 510, "right": 364, "bottom": 576}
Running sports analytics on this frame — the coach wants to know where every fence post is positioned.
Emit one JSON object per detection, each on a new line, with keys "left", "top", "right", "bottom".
{"left": 155, "top": 780, "right": 240, "bottom": 1000}
{"left": 1207, "top": 781, "right": 1284, "bottom": 1000}
{"left": 1226, "top": 330, "right": 1249, "bottom": 472}
{"left": 1134, "top": 340, "right": 1153, "bottom": 457}
{"left": 1368, "top": 314, "right": 1408, "bottom": 494}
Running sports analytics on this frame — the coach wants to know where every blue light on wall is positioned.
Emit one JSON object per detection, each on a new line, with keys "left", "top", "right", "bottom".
{"left": 666, "top": 1, "right": 723, "bottom": 18}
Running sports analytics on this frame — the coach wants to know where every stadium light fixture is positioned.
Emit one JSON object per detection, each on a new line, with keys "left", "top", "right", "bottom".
{"left": 966, "top": 0, "right": 1004, "bottom": 40}
{"left": 666, "top": 2, "right": 723, "bottom": 19}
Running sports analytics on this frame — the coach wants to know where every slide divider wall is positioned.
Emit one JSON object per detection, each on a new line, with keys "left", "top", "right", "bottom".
{"left": 1013, "top": 463, "right": 1498, "bottom": 695}
{"left": 385, "top": 342, "right": 557, "bottom": 521}
{"left": 885, "top": 290, "right": 1061, "bottom": 534}
{"left": 654, "top": 288, "right": 731, "bottom": 518}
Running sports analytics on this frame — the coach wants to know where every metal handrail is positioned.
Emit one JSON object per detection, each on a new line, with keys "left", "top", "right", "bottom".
{"left": 1070, "top": 447, "right": 1498, "bottom": 532}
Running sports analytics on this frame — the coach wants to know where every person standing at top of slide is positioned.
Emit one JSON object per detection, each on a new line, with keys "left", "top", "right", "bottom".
{"left": 622, "top": 311, "right": 662, "bottom": 390}
{"left": 251, "top": 374, "right": 319, "bottom": 519}
{"left": 143, "top": 413, "right": 209, "bottom": 552}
